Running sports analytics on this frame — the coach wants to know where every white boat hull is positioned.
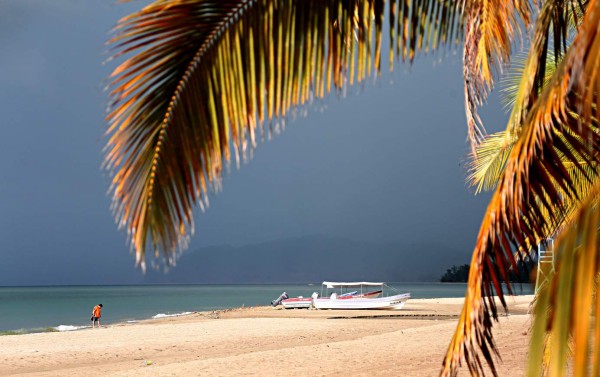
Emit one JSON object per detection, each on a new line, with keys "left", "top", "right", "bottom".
{"left": 313, "top": 293, "right": 410, "bottom": 310}
{"left": 281, "top": 298, "right": 313, "bottom": 309}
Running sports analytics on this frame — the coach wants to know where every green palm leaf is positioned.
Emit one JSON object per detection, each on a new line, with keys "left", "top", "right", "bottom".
{"left": 499, "top": 51, "right": 558, "bottom": 113}
{"left": 467, "top": 130, "right": 516, "bottom": 193}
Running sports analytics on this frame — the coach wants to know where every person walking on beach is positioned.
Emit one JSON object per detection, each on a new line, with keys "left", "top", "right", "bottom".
{"left": 91, "top": 304, "right": 103, "bottom": 328}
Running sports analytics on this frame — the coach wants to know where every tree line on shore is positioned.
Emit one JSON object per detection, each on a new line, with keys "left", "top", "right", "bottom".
{"left": 441, "top": 259, "right": 533, "bottom": 283}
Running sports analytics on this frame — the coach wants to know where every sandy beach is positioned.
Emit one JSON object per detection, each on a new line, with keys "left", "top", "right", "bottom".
{"left": 0, "top": 296, "right": 533, "bottom": 376}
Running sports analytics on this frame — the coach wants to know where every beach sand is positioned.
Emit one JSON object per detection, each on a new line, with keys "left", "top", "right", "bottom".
{"left": 0, "top": 295, "right": 533, "bottom": 376}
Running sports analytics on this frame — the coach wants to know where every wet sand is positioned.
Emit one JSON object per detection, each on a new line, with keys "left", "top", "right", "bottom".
{"left": 0, "top": 296, "right": 533, "bottom": 376}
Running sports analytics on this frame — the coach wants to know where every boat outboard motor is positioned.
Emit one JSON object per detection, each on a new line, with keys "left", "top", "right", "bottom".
{"left": 271, "top": 291, "right": 288, "bottom": 306}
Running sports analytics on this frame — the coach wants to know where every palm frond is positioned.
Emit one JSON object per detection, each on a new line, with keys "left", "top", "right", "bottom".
{"left": 499, "top": 51, "right": 558, "bottom": 112}
{"left": 467, "top": 0, "right": 580, "bottom": 196}
{"left": 441, "top": 0, "right": 600, "bottom": 375}
{"left": 533, "top": 164, "right": 598, "bottom": 241}
{"left": 468, "top": 125, "right": 597, "bottom": 196}
{"left": 528, "top": 180, "right": 600, "bottom": 376}
{"left": 104, "top": 0, "right": 469, "bottom": 268}
{"left": 564, "top": 0, "right": 588, "bottom": 39}
{"left": 467, "top": 130, "right": 516, "bottom": 193}
{"left": 466, "top": 0, "right": 586, "bottom": 197}
{"left": 501, "top": 0, "right": 593, "bottom": 114}
{"left": 468, "top": 0, "right": 586, "bottom": 194}
{"left": 462, "top": 0, "right": 531, "bottom": 156}
{"left": 500, "top": 0, "right": 582, "bottom": 141}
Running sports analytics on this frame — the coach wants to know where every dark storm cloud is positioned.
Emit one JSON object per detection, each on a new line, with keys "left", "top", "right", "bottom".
{"left": 0, "top": 2, "right": 27, "bottom": 35}
{"left": 0, "top": 1, "right": 504, "bottom": 285}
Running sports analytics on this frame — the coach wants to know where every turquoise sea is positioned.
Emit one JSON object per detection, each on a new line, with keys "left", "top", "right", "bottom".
{"left": 0, "top": 283, "right": 533, "bottom": 335}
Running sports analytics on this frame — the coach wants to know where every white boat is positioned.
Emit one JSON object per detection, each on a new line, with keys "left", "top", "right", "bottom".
{"left": 312, "top": 282, "right": 410, "bottom": 310}
{"left": 281, "top": 296, "right": 313, "bottom": 309}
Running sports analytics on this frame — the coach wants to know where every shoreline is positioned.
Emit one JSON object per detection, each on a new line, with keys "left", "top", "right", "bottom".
{"left": 0, "top": 293, "right": 533, "bottom": 335}
{"left": 0, "top": 295, "right": 533, "bottom": 376}
{"left": 0, "top": 283, "right": 534, "bottom": 336}
{"left": 0, "top": 287, "right": 534, "bottom": 336}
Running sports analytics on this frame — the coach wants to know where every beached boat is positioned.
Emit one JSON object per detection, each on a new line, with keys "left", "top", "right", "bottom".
{"left": 312, "top": 282, "right": 410, "bottom": 310}
{"left": 281, "top": 296, "right": 313, "bottom": 309}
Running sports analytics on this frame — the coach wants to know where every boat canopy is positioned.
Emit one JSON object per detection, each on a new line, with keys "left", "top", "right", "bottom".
{"left": 322, "top": 281, "right": 384, "bottom": 288}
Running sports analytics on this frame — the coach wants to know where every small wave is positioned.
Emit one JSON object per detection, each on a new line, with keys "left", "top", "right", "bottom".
{"left": 152, "top": 311, "right": 193, "bottom": 319}
{"left": 1, "top": 327, "right": 59, "bottom": 336}
{"left": 0, "top": 329, "right": 27, "bottom": 336}
{"left": 54, "top": 325, "right": 87, "bottom": 332}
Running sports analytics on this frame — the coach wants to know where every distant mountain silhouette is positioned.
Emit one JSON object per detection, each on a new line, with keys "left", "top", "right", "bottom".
{"left": 143, "top": 234, "right": 471, "bottom": 283}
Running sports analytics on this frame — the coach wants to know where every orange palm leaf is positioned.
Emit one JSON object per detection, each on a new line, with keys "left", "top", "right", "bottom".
{"left": 442, "top": 0, "right": 600, "bottom": 375}
{"left": 104, "top": 0, "right": 468, "bottom": 269}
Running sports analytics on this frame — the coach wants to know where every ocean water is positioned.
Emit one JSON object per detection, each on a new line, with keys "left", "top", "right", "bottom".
{"left": 0, "top": 283, "right": 533, "bottom": 334}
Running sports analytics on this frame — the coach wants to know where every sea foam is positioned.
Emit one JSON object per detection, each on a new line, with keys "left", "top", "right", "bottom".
{"left": 54, "top": 325, "right": 87, "bottom": 332}
{"left": 152, "top": 311, "right": 193, "bottom": 319}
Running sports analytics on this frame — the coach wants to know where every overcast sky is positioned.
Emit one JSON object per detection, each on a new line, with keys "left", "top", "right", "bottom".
{"left": 0, "top": 1, "right": 507, "bottom": 285}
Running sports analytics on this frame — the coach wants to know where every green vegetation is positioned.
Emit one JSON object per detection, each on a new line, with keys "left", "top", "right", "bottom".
{"left": 441, "top": 261, "right": 532, "bottom": 283}
{"left": 440, "top": 265, "right": 470, "bottom": 283}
